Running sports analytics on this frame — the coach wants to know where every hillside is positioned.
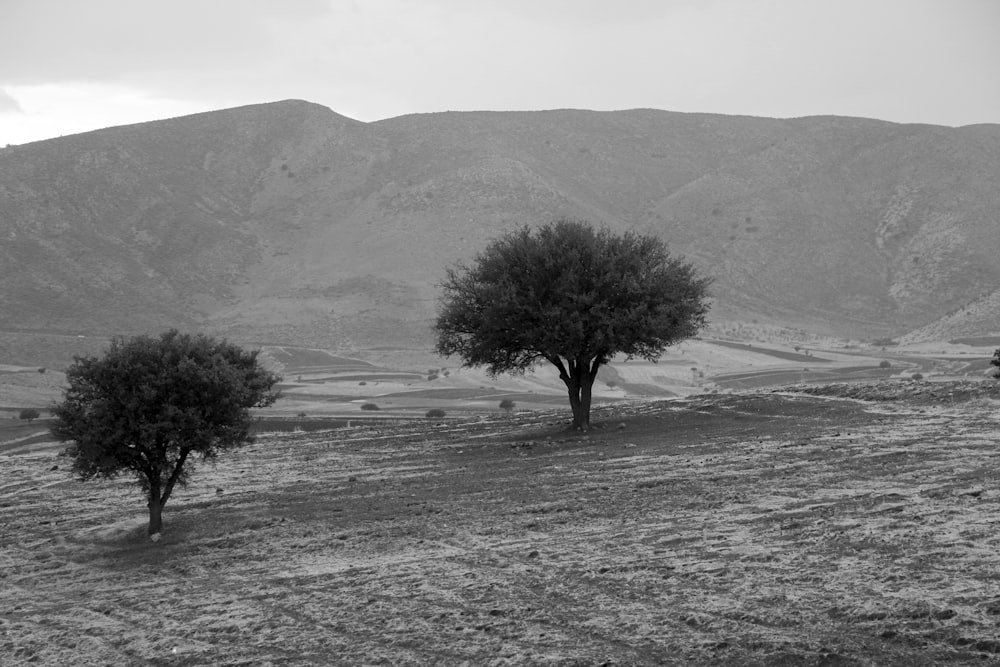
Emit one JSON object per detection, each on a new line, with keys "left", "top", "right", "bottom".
{"left": 2, "top": 100, "right": 999, "bottom": 359}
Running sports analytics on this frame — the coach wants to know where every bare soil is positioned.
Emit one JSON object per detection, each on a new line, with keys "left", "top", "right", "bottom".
{"left": 3, "top": 382, "right": 1000, "bottom": 665}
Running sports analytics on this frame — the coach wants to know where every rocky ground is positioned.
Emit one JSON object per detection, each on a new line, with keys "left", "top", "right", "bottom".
{"left": 3, "top": 381, "right": 1000, "bottom": 665}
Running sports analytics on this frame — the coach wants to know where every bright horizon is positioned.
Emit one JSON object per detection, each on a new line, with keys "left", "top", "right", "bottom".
{"left": 2, "top": 0, "right": 999, "bottom": 146}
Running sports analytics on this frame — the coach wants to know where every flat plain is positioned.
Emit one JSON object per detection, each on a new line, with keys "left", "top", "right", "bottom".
{"left": 3, "top": 381, "right": 1000, "bottom": 665}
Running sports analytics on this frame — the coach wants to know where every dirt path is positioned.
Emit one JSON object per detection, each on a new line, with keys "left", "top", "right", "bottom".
{"left": 3, "top": 386, "right": 1000, "bottom": 664}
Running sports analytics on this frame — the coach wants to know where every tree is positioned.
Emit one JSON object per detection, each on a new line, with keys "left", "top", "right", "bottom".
{"left": 499, "top": 399, "right": 516, "bottom": 417}
{"left": 991, "top": 348, "right": 1000, "bottom": 378}
{"left": 436, "top": 220, "right": 711, "bottom": 430}
{"left": 50, "top": 330, "right": 281, "bottom": 540}
{"left": 19, "top": 408, "right": 40, "bottom": 422}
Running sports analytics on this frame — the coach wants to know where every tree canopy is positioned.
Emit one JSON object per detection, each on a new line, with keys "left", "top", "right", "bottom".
{"left": 51, "top": 330, "right": 281, "bottom": 539}
{"left": 435, "top": 220, "right": 710, "bottom": 429}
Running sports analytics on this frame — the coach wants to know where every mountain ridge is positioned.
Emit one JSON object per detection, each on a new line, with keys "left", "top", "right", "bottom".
{"left": 1, "top": 99, "right": 998, "bottom": 354}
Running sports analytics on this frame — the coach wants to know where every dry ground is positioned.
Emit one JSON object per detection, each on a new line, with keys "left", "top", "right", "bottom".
{"left": 3, "top": 382, "right": 1000, "bottom": 665}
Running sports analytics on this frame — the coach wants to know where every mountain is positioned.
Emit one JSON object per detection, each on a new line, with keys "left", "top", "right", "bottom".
{"left": 1, "top": 99, "right": 998, "bottom": 356}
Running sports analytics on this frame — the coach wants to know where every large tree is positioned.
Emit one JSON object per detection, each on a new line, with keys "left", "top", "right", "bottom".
{"left": 435, "top": 220, "right": 711, "bottom": 430}
{"left": 51, "top": 330, "right": 281, "bottom": 540}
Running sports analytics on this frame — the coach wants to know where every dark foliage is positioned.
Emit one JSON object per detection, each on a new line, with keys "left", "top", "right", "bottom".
{"left": 991, "top": 348, "right": 1000, "bottom": 378}
{"left": 18, "top": 408, "right": 40, "bottom": 422}
{"left": 436, "top": 220, "right": 710, "bottom": 429}
{"left": 50, "top": 330, "right": 281, "bottom": 538}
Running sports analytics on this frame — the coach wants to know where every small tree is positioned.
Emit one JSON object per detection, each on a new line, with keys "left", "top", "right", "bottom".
{"left": 436, "top": 220, "right": 710, "bottom": 430}
{"left": 51, "top": 330, "right": 280, "bottom": 540}
{"left": 19, "top": 408, "right": 41, "bottom": 422}
{"left": 425, "top": 408, "right": 446, "bottom": 419}
{"left": 499, "top": 399, "right": 516, "bottom": 416}
{"left": 991, "top": 348, "right": 1000, "bottom": 378}
{"left": 879, "top": 360, "right": 892, "bottom": 369}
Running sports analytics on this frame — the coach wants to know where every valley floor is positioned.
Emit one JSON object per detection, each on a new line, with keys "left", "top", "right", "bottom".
{"left": 3, "top": 382, "right": 1000, "bottom": 665}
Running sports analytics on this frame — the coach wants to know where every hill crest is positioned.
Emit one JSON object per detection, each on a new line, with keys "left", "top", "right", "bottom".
{"left": 2, "top": 100, "right": 998, "bottom": 354}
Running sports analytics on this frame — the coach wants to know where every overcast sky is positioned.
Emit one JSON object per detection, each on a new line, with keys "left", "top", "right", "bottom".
{"left": 1, "top": 0, "right": 998, "bottom": 146}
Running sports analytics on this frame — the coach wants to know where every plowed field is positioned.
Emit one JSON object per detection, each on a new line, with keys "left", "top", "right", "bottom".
{"left": 3, "top": 382, "right": 1000, "bottom": 665}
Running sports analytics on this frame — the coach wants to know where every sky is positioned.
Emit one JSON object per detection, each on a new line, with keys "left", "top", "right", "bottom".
{"left": 1, "top": 0, "right": 998, "bottom": 146}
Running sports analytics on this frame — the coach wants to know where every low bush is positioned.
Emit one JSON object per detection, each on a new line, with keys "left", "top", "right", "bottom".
{"left": 425, "top": 408, "right": 446, "bottom": 419}
{"left": 19, "top": 408, "right": 40, "bottom": 422}
{"left": 360, "top": 403, "right": 380, "bottom": 411}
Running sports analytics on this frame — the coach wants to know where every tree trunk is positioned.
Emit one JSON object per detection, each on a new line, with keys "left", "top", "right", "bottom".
{"left": 147, "top": 490, "right": 163, "bottom": 540}
{"left": 547, "top": 354, "right": 602, "bottom": 431}
{"left": 564, "top": 358, "right": 600, "bottom": 431}
{"left": 579, "top": 371, "right": 594, "bottom": 429}
{"left": 566, "top": 377, "right": 585, "bottom": 430}
{"left": 145, "top": 449, "right": 190, "bottom": 542}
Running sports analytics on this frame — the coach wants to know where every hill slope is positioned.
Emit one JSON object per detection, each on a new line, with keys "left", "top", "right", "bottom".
{"left": 2, "top": 100, "right": 998, "bottom": 353}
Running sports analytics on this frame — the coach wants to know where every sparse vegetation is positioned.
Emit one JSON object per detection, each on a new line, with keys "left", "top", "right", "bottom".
{"left": 18, "top": 408, "right": 40, "bottom": 422}
{"left": 49, "top": 330, "right": 281, "bottom": 539}
{"left": 436, "top": 220, "right": 710, "bottom": 430}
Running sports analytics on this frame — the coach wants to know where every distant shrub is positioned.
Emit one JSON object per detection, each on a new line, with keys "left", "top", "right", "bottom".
{"left": 427, "top": 374, "right": 439, "bottom": 381}
{"left": 358, "top": 381, "right": 367, "bottom": 386}
{"left": 911, "top": 373, "right": 923, "bottom": 381}
{"left": 296, "top": 412, "right": 307, "bottom": 418}
{"left": 425, "top": 408, "right": 446, "bottom": 419}
{"left": 499, "top": 399, "right": 516, "bottom": 416}
{"left": 37, "top": 367, "right": 46, "bottom": 374}
{"left": 19, "top": 408, "right": 40, "bottom": 422}
{"left": 360, "top": 403, "right": 379, "bottom": 411}
{"left": 992, "top": 348, "right": 1000, "bottom": 379}
{"left": 879, "top": 361, "right": 891, "bottom": 369}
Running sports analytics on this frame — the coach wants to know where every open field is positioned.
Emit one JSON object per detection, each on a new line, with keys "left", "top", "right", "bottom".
{"left": 3, "top": 381, "right": 1000, "bottom": 664}
{"left": 3, "top": 338, "right": 993, "bottom": 419}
